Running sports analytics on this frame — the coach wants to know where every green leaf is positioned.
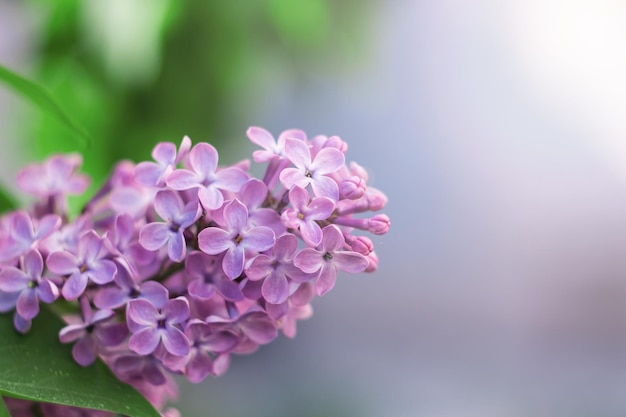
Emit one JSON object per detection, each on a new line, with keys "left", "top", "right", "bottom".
{"left": 0, "top": 396, "right": 9, "bottom": 417}
{"left": 0, "top": 184, "right": 16, "bottom": 215}
{"left": 0, "top": 310, "right": 160, "bottom": 417}
{"left": 0, "top": 63, "right": 91, "bottom": 147}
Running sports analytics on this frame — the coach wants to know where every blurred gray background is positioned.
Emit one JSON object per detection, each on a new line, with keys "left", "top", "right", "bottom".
{"left": 3, "top": 0, "right": 626, "bottom": 416}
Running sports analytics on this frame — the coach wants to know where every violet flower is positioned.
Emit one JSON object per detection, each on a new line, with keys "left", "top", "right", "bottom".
{"left": 0, "top": 211, "right": 60, "bottom": 261}
{"left": 198, "top": 199, "right": 275, "bottom": 279}
{"left": 47, "top": 230, "right": 117, "bottom": 300}
{"left": 134, "top": 136, "right": 191, "bottom": 187}
{"left": 166, "top": 142, "right": 248, "bottom": 210}
{"left": 295, "top": 225, "right": 369, "bottom": 296}
{"left": 17, "top": 153, "right": 89, "bottom": 199}
{"left": 0, "top": 249, "right": 58, "bottom": 321}
{"left": 279, "top": 138, "right": 345, "bottom": 201}
{"left": 59, "top": 298, "right": 127, "bottom": 366}
{"left": 127, "top": 297, "right": 191, "bottom": 357}
{"left": 281, "top": 185, "right": 335, "bottom": 247}
{"left": 246, "top": 234, "right": 315, "bottom": 304}
{"left": 94, "top": 260, "right": 168, "bottom": 310}
{"left": 138, "top": 190, "right": 200, "bottom": 262}
{"left": 185, "top": 251, "right": 243, "bottom": 301}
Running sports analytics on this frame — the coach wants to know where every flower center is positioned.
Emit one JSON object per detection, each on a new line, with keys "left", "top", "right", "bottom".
{"left": 157, "top": 319, "right": 167, "bottom": 329}
{"left": 233, "top": 234, "right": 243, "bottom": 245}
{"left": 79, "top": 264, "right": 89, "bottom": 273}
{"left": 323, "top": 252, "right": 333, "bottom": 261}
{"left": 304, "top": 169, "right": 313, "bottom": 178}
{"left": 28, "top": 280, "right": 38, "bottom": 289}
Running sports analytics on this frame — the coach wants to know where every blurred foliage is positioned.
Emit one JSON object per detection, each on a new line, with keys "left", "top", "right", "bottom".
{"left": 15, "top": 0, "right": 370, "bottom": 202}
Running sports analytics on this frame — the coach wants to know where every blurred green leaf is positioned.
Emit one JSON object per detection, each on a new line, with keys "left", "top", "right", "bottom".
{"left": 0, "top": 397, "right": 8, "bottom": 417}
{"left": 0, "top": 63, "right": 90, "bottom": 148}
{"left": 268, "top": 0, "right": 330, "bottom": 45}
{"left": 0, "top": 184, "right": 17, "bottom": 215}
{"left": 0, "top": 310, "right": 160, "bottom": 417}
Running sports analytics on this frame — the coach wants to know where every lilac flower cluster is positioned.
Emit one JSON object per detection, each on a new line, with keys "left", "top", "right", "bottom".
{"left": 0, "top": 127, "right": 389, "bottom": 416}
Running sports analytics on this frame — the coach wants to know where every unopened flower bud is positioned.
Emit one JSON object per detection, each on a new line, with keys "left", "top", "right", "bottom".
{"left": 365, "top": 251, "right": 379, "bottom": 272}
{"left": 345, "top": 235, "right": 374, "bottom": 255}
{"left": 368, "top": 214, "right": 390, "bottom": 235}
{"left": 340, "top": 176, "right": 366, "bottom": 200}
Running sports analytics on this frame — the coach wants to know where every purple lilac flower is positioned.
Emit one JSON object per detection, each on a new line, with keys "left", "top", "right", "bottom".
{"left": 47, "top": 230, "right": 117, "bottom": 300}
{"left": 295, "top": 225, "right": 369, "bottom": 296}
{"left": 281, "top": 185, "right": 335, "bottom": 247}
{"left": 0, "top": 249, "right": 58, "bottom": 320}
{"left": 113, "top": 351, "right": 170, "bottom": 386}
{"left": 279, "top": 138, "right": 345, "bottom": 201}
{"left": 237, "top": 178, "right": 285, "bottom": 234}
{"left": 59, "top": 298, "right": 127, "bottom": 366}
{"left": 134, "top": 136, "right": 191, "bottom": 187}
{"left": 206, "top": 306, "right": 278, "bottom": 348}
{"left": 0, "top": 211, "right": 60, "bottom": 261}
{"left": 139, "top": 190, "right": 200, "bottom": 262}
{"left": 246, "top": 234, "right": 314, "bottom": 304}
{"left": 127, "top": 297, "right": 190, "bottom": 357}
{"left": 265, "top": 281, "right": 315, "bottom": 338}
{"left": 333, "top": 213, "right": 391, "bottom": 235}
{"left": 198, "top": 199, "right": 275, "bottom": 279}
{"left": 166, "top": 142, "right": 248, "bottom": 210}
{"left": 17, "top": 153, "right": 89, "bottom": 198}
{"left": 165, "top": 319, "right": 239, "bottom": 383}
{"left": 105, "top": 214, "right": 156, "bottom": 271}
{"left": 185, "top": 251, "right": 243, "bottom": 301}
{"left": 94, "top": 260, "right": 168, "bottom": 309}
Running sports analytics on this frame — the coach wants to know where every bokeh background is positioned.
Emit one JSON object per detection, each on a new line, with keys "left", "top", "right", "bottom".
{"left": 3, "top": 0, "right": 626, "bottom": 416}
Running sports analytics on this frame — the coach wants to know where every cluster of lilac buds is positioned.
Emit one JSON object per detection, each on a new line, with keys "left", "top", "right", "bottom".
{"left": 0, "top": 127, "right": 389, "bottom": 416}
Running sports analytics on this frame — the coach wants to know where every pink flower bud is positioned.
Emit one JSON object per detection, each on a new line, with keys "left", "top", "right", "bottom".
{"left": 365, "top": 251, "right": 379, "bottom": 272}
{"left": 340, "top": 176, "right": 366, "bottom": 200}
{"left": 345, "top": 235, "right": 374, "bottom": 255}
{"left": 366, "top": 188, "right": 388, "bottom": 211}
{"left": 368, "top": 214, "right": 390, "bottom": 235}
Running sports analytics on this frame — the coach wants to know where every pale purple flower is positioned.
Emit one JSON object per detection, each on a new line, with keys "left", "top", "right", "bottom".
{"left": 59, "top": 298, "right": 127, "bottom": 366}
{"left": 47, "top": 230, "right": 117, "bottom": 300}
{"left": 94, "top": 260, "right": 168, "bottom": 309}
{"left": 113, "top": 351, "right": 170, "bottom": 386}
{"left": 0, "top": 249, "right": 58, "bottom": 320}
{"left": 134, "top": 136, "right": 191, "bottom": 187}
{"left": 127, "top": 297, "right": 190, "bottom": 357}
{"left": 206, "top": 306, "right": 278, "bottom": 347}
{"left": 17, "top": 153, "right": 89, "bottom": 198}
{"left": 138, "top": 190, "right": 200, "bottom": 262}
{"left": 269, "top": 291, "right": 314, "bottom": 339}
{"left": 246, "top": 126, "right": 307, "bottom": 162}
{"left": 170, "top": 319, "right": 239, "bottom": 383}
{"left": 246, "top": 234, "right": 315, "bottom": 304}
{"left": 166, "top": 143, "right": 248, "bottom": 210}
{"left": 295, "top": 225, "right": 369, "bottom": 296}
{"left": 281, "top": 185, "right": 334, "bottom": 246}
{"left": 0, "top": 211, "right": 60, "bottom": 261}
{"left": 279, "top": 138, "right": 345, "bottom": 200}
{"left": 198, "top": 199, "right": 275, "bottom": 279}
{"left": 185, "top": 251, "right": 243, "bottom": 301}
{"left": 238, "top": 178, "right": 285, "bottom": 234}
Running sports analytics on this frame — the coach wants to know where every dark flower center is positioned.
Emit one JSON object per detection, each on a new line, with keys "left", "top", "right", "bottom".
{"left": 28, "top": 281, "right": 38, "bottom": 289}
{"left": 157, "top": 319, "right": 167, "bottom": 329}
{"left": 304, "top": 170, "right": 313, "bottom": 178}
{"left": 233, "top": 234, "right": 243, "bottom": 245}
{"left": 323, "top": 252, "right": 333, "bottom": 261}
